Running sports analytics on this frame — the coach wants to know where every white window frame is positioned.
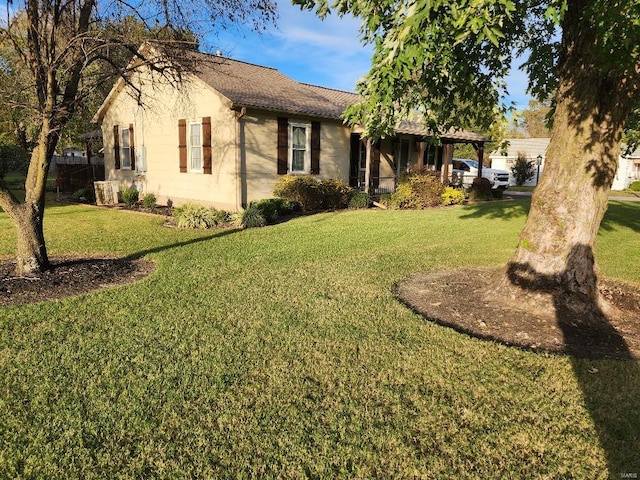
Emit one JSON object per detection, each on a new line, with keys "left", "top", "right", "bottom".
{"left": 121, "top": 128, "right": 131, "bottom": 169}
{"left": 289, "top": 122, "right": 311, "bottom": 174}
{"left": 188, "top": 121, "right": 203, "bottom": 173}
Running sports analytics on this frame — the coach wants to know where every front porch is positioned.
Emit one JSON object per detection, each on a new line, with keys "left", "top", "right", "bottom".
{"left": 348, "top": 122, "right": 491, "bottom": 196}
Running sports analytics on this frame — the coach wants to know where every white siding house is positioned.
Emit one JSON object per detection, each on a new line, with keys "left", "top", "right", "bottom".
{"left": 490, "top": 138, "right": 640, "bottom": 190}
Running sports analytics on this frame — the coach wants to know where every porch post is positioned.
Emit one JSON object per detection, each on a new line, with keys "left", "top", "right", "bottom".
{"left": 441, "top": 143, "right": 453, "bottom": 184}
{"left": 364, "top": 138, "right": 372, "bottom": 194}
{"left": 417, "top": 141, "right": 426, "bottom": 169}
{"left": 472, "top": 141, "right": 485, "bottom": 178}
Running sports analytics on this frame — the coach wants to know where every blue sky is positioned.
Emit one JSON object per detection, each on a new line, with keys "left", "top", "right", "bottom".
{"left": 213, "top": 2, "right": 532, "bottom": 110}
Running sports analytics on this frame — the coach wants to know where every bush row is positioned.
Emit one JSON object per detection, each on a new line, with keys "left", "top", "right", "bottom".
{"left": 132, "top": 170, "right": 510, "bottom": 230}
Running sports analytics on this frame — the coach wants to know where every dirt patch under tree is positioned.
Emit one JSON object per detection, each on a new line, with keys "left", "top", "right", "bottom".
{"left": 396, "top": 267, "right": 640, "bottom": 360}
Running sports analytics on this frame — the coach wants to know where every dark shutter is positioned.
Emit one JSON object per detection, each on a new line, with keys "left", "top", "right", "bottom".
{"left": 349, "top": 134, "right": 361, "bottom": 187}
{"left": 113, "top": 125, "right": 120, "bottom": 170}
{"left": 277, "top": 117, "right": 288, "bottom": 175}
{"left": 372, "top": 140, "right": 381, "bottom": 188}
{"left": 202, "top": 116, "right": 212, "bottom": 174}
{"left": 310, "top": 121, "right": 320, "bottom": 174}
{"left": 129, "top": 124, "right": 135, "bottom": 171}
{"left": 178, "top": 119, "right": 187, "bottom": 173}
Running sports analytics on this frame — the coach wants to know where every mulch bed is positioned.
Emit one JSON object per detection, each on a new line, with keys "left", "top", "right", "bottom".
{"left": 0, "top": 257, "right": 155, "bottom": 307}
{"left": 396, "top": 267, "right": 640, "bottom": 360}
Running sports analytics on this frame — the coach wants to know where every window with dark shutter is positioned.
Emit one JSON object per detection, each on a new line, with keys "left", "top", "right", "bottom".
{"left": 178, "top": 119, "right": 187, "bottom": 173}
{"left": 311, "top": 121, "right": 320, "bottom": 174}
{"left": 113, "top": 125, "right": 120, "bottom": 170}
{"left": 202, "top": 116, "right": 212, "bottom": 174}
{"left": 277, "top": 117, "right": 288, "bottom": 175}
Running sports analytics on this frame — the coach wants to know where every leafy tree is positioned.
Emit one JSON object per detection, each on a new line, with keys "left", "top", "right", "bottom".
{"left": 507, "top": 99, "right": 552, "bottom": 138}
{"left": 510, "top": 152, "right": 536, "bottom": 186}
{"left": 0, "top": 0, "right": 276, "bottom": 274}
{"left": 0, "top": 137, "right": 29, "bottom": 179}
{"left": 296, "top": 0, "right": 640, "bottom": 325}
{"left": 519, "top": 99, "right": 552, "bottom": 138}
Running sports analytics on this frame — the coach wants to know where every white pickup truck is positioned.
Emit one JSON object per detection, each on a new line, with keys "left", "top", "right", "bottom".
{"left": 451, "top": 158, "right": 510, "bottom": 190}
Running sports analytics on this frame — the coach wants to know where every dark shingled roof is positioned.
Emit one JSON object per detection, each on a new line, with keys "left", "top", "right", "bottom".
{"left": 186, "top": 51, "right": 490, "bottom": 142}
{"left": 191, "top": 52, "right": 358, "bottom": 120}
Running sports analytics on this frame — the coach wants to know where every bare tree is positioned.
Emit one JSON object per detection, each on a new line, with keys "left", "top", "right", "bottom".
{"left": 0, "top": 0, "right": 276, "bottom": 275}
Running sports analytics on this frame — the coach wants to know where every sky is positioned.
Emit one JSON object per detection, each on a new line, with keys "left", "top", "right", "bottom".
{"left": 213, "top": 2, "right": 532, "bottom": 111}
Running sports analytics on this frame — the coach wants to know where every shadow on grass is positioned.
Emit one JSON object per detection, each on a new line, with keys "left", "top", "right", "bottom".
{"left": 124, "top": 227, "right": 241, "bottom": 261}
{"left": 459, "top": 197, "right": 530, "bottom": 221}
{"left": 459, "top": 197, "right": 640, "bottom": 234}
{"left": 508, "top": 246, "right": 640, "bottom": 476}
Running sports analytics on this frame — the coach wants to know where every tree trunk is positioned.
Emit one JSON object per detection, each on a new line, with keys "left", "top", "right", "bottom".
{"left": 14, "top": 202, "right": 48, "bottom": 275}
{"left": 1, "top": 125, "right": 57, "bottom": 275}
{"left": 503, "top": 0, "right": 633, "bottom": 325}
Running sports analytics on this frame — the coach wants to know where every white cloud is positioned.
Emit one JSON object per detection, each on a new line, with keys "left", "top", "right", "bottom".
{"left": 212, "top": 3, "right": 372, "bottom": 92}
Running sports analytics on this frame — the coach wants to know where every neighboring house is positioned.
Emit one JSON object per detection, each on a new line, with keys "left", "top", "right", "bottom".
{"left": 93, "top": 47, "right": 490, "bottom": 211}
{"left": 489, "top": 138, "right": 640, "bottom": 190}
{"left": 488, "top": 138, "right": 549, "bottom": 187}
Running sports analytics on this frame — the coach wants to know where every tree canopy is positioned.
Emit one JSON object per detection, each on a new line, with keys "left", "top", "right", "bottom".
{"left": 296, "top": 0, "right": 640, "bottom": 326}
{"left": 296, "top": 0, "right": 640, "bottom": 140}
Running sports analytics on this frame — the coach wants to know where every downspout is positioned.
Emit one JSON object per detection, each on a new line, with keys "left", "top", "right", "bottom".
{"left": 235, "top": 107, "right": 246, "bottom": 211}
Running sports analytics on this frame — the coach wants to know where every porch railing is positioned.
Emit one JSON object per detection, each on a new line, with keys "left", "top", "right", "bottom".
{"left": 350, "top": 175, "right": 397, "bottom": 196}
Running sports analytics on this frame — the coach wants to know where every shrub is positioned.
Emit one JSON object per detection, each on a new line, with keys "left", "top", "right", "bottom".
{"left": 511, "top": 152, "right": 535, "bottom": 186}
{"left": 491, "top": 188, "right": 504, "bottom": 199}
{"left": 320, "top": 178, "right": 353, "bottom": 209}
{"left": 141, "top": 193, "right": 157, "bottom": 209}
{"left": 348, "top": 191, "right": 371, "bottom": 209}
{"left": 441, "top": 187, "right": 466, "bottom": 205}
{"left": 273, "top": 175, "right": 325, "bottom": 212}
{"left": 629, "top": 181, "right": 640, "bottom": 192}
{"left": 173, "top": 203, "right": 218, "bottom": 229}
{"left": 72, "top": 186, "right": 95, "bottom": 203}
{"left": 384, "top": 170, "right": 444, "bottom": 209}
{"left": 121, "top": 187, "right": 139, "bottom": 206}
{"left": 408, "top": 171, "right": 445, "bottom": 207}
{"left": 379, "top": 193, "right": 393, "bottom": 208}
{"left": 468, "top": 177, "right": 494, "bottom": 201}
{"left": 250, "top": 197, "right": 296, "bottom": 224}
{"left": 211, "top": 209, "right": 231, "bottom": 225}
{"left": 232, "top": 205, "right": 267, "bottom": 228}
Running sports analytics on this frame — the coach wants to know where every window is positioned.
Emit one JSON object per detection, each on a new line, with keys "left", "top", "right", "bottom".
{"left": 189, "top": 121, "right": 202, "bottom": 172}
{"left": 290, "top": 123, "right": 310, "bottom": 173}
{"left": 121, "top": 128, "right": 131, "bottom": 169}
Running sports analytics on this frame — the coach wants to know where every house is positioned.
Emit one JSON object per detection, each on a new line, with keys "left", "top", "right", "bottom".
{"left": 490, "top": 137, "right": 640, "bottom": 190}
{"left": 93, "top": 48, "right": 490, "bottom": 211}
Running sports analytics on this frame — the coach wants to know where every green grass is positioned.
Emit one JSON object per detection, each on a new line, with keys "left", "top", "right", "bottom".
{"left": 610, "top": 189, "right": 640, "bottom": 198}
{"left": 507, "top": 185, "right": 535, "bottom": 192}
{"left": 1, "top": 200, "right": 639, "bottom": 478}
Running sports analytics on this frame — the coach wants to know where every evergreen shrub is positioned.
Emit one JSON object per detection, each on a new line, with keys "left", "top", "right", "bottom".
{"left": 468, "top": 178, "right": 494, "bottom": 201}
{"left": 121, "top": 187, "right": 139, "bottom": 206}
{"left": 141, "top": 193, "right": 157, "bottom": 209}
{"left": 348, "top": 191, "right": 371, "bottom": 209}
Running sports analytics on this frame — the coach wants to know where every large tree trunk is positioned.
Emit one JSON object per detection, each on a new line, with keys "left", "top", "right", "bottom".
{"left": 14, "top": 202, "right": 48, "bottom": 275}
{"left": 0, "top": 123, "right": 58, "bottom": 276}
{"left": 504, "top": 0, "right": 632, "bottom": 325}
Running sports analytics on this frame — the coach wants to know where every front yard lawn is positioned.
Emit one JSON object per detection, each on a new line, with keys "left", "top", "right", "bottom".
{"left": 1, "top": 199, "right": 639, "bottom": 478}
